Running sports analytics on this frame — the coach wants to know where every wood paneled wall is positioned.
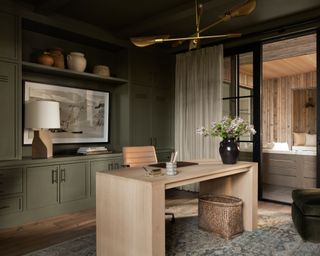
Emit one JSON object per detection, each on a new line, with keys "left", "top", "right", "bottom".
{"left": 292, "top": 89, "right": 316, "bottom": 133}
{"left": 262, "top": 71, "right": 316, "bottom": 147}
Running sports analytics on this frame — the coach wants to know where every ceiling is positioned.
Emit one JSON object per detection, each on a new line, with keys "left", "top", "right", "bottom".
{"left": 16, "top": 0, "right": 320, "bottom": 49}
{"left": 240, "top": 33, "right": 317, "bottom": 80}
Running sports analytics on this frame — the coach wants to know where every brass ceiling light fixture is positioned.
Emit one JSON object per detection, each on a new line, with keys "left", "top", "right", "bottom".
{"left": 130, "top": 0, "right": 256, "bottom": 50}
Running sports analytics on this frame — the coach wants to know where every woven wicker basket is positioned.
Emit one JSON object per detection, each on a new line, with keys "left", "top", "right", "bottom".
{"left": 198, "top": 194, "right": 243, "bottom": 239}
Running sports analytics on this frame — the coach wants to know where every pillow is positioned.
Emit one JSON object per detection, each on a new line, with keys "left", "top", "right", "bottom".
{"left": 293, "top": 132, "right": 306, "bottom": 146}
{"left": 305, "top": 134, "right": 316, "bottom": 146}
{"left": 272, "top": 142, "right": 290, "bottom": 151}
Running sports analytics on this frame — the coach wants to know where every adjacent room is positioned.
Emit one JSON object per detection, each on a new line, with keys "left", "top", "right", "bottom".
{"left": 0, "top": 0, "right": 320, "bottom": 255}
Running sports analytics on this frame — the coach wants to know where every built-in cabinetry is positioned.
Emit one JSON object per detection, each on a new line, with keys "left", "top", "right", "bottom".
{"left": 0, "top": 4, "right": 175, "bottom": 229}
{"left": 0, "top": 168, "right": 23, "bottom": 216}
{"left": 262, "top": 152, "right": 316, "bottom": 188}
{"left": 130, "top": 48, "right": 174, "bottom": 148}
{"left": 0, "top": 11, "right": 20, "bottom": 160}
{"left": 26, "top": 162, "right": 87, "bottom": 209}
{"left": 0, "top": 153, "right": 122, "bottom": 228}
{"left": 0, "top": 149, "right": 173, "bottom": 228}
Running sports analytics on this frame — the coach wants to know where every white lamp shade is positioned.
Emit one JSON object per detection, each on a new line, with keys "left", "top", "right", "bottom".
{"left": 25, "top": 101, "right": 60, "bottom": 129}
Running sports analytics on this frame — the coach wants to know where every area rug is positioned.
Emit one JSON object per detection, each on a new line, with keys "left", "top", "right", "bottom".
{"left": 24, "top": 211, "right": 320, "bottom": 256}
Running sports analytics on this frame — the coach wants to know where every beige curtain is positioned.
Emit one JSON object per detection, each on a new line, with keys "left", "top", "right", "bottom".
{"left": 175, "top": 45, "right": 223, "bottom": 191}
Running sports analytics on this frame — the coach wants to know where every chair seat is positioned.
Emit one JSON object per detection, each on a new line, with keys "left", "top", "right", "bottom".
{"left": 292, "top": 189, "right": 320, "bottom": 216}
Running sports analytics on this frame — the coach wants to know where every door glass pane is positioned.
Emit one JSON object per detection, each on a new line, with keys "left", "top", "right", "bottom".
{"left": 223, "top": 56, "right": 236, "bottom": 98}
{"left": 239, "top": 52, "right": 253, "bottom": 96}
{"left": 239, "top": 142, "right": 253, "bottom": 161}
{"left": 222, "top": 99, "right": 237, "bottom": 118}
{"left": 239, "top": 97, "right": 253, "bottom": 141}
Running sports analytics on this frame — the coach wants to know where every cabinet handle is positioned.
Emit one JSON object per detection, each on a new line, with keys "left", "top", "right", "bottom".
{"left": 52, "top": 168, "right": 58, "bottom": 184}
{"left": 0, "top": 205, "right": 10, "bottom": 210}
{"left": 61, "top": 168, "right": 66, "bottom": 183}
{"left": 51, "top": 170, "right": 55, "bottom": 184}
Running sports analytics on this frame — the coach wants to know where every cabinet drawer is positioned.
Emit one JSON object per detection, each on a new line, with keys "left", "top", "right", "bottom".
{"left": 0, "top": 197, "right": 22, "bottom": 215}
{"left": 0, "top": 168, "right": 23, "bottom": 195}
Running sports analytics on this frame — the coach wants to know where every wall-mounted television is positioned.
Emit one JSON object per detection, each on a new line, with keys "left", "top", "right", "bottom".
{"left": 23, "top": 81, "right": 110, "bottom": 144}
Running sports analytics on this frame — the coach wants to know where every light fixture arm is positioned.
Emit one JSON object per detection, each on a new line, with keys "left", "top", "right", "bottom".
{"left": 130, "top": 0, "right": 256, "bottom": 49}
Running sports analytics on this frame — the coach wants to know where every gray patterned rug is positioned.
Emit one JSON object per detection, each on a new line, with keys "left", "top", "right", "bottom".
{"left": 25, "top": 212, "right": 320, "bottom": 256}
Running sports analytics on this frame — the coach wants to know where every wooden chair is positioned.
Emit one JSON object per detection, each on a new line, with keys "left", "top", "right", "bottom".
{"left": 122, "top": 146, "right": 175, "bottom": 222}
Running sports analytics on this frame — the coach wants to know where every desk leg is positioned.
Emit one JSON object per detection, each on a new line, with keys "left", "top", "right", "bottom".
{"left": 199, "top": 166, "right": 258, "bottom": 231}
{"left": 96, "top": 174, "right": 165, "bottom": 256}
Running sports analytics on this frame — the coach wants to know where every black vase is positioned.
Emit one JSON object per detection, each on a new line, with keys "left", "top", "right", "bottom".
{"left": 219, "top": 138, "right": 239, "bottom": 164}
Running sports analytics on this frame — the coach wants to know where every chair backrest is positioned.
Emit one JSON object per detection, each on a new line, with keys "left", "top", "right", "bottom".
{"left": 122, "top": 146, "right": 158, "bottom": 167}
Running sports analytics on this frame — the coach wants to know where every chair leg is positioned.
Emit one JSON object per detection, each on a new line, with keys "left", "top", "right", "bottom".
{"left": 165, "top": 212, "right": 175, "bottom": 223}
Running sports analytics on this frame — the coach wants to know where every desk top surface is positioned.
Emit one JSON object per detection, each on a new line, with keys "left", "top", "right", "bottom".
{"left": 97, "top": 160, "right": 257, "bottom": 187}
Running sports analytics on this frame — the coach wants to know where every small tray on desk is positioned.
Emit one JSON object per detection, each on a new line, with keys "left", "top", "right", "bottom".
{"left": 149, "top": 161, "right": 198, "bottom": 168}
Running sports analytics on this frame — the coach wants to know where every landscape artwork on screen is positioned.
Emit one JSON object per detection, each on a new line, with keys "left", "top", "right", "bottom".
{"left": 23, "top": 81, "right": 109, "bottom": 144}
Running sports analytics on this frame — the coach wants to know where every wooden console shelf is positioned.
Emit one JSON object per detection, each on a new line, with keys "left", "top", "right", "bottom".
{"left": 22, "top": 62, "right": 128, "bottom": 85}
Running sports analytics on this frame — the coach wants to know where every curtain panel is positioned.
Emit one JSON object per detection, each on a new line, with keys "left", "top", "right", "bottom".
{"left": 175, "top": 45, "right": 223, "bottom": 191}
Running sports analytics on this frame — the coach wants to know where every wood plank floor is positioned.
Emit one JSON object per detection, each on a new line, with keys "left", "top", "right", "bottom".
{"left": 0, "top": 189, "right": 290, "bottom": 256}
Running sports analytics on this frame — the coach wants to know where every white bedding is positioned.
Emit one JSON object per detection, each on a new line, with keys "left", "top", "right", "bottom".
{"left": 292, "top": 146, "right": 316, "bottom": 152}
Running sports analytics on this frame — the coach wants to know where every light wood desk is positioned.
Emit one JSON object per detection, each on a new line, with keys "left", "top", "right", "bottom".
{"left": 96, "top": 160, "right": 258, "bottom": 256}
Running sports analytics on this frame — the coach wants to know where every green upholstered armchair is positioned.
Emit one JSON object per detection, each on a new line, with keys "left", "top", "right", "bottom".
{"left": 292, "top": 189, "right": 320, "bottom": 242}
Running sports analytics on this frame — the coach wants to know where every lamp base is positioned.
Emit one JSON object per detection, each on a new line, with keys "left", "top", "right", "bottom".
{"left": 32, "top": 130, "right": 53, "bottom": 159}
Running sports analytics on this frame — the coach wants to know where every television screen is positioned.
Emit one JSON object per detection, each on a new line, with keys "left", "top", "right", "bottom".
{"left": 23, "top": 81, "right": 110, "bottom": 144}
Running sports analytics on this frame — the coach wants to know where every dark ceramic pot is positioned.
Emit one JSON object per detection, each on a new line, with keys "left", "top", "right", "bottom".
{"left": 219, "top": 138, "right": 239, "bottom": 164}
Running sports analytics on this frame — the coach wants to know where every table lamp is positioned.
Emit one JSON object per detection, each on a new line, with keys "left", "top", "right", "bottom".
{"left": 25, "top": 100, "right": 60, "bottom": 159}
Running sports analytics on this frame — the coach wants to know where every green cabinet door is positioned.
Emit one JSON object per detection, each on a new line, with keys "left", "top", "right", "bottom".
{"left": 60, "top": 162, "right": 87, "bottom": 203}
{"left": 90, "top": 159, "right": 112, "bottom": 196}
{"left": 90, "top": 157, "right": 122, "bottom": 197}
{"left": 26, "top": 165, "right": 59, "bottom": 209}
{"left": 0, "top": 12, "right": 18, "bottom": 60}
{"left": 132, "top": 84, "right": 152, "bottom": 146}
{"left": 0, "top": 61, "right": 18, "bottom": 160}
{"left": 152, "top": 87, "right": 173, "bottom": 149}
{"left": 129, "top": 49, "right": 154, "bottom": 86}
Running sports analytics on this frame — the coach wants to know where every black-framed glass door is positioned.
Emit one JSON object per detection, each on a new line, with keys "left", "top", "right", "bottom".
{"left": 224, "top": 44, "right": 262, "bottom": 196}
{"left": 261, "top": 32, "right": 318, "bottom": 203}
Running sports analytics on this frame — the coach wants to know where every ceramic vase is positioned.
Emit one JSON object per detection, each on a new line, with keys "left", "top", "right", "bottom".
{"left": 67, "top": 52, "right": 87, "bottom": 72}
{"left": 37, "top": 52, "right": 54, "bottom": 66}
{"left": 49, "top": 48, "right": 65, "bottom": 69}
{"left": 93, "top": 65, "right": 110, "bottom": 78}
{"left": 219, "top": 138, "right": 239, "bottom": 164}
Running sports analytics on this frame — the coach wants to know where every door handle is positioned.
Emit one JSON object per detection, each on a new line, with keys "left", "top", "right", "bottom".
{"left": 60, "top": 168, "right": 66, "bottom": 183}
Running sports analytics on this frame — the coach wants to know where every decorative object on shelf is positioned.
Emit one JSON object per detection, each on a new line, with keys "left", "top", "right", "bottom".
{"left": 49, "top": 47, "right": 65, "bottom": 69}
{"left": 93, "top": 65, "right": 110, "bottom": 78}
{"left": 67, "top": 52, "right": 87, "bottom": 72}
{"left": 25, "top": 100, "right": 60, "bottom": 159}
{"left": 37, "top": 52, "right": 54, "bottom": 66}
{"left": 197, "top": 116, "right": 256, "bottom": 164}
{"left": 24, "top": 81, "right": 110, "bottom": 144}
